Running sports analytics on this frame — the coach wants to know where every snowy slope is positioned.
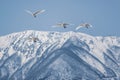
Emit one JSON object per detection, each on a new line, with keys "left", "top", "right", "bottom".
{"left": 0, "top": 30, "right": 120, "bottom": 80}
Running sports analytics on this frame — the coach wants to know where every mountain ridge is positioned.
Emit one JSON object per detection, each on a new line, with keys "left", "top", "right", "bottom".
{"left": 0, "top": 30, "right": 120, "bottom": 80}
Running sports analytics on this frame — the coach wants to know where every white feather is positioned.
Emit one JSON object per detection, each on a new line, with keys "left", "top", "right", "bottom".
{"left": 75, "top": 26, "right": 83, "bottom": 30}
{"left": 25, "top": 9, "right": 45, "bottom": 17}
{"left": 25, "top": 10, "right": 33, "bottom": 15}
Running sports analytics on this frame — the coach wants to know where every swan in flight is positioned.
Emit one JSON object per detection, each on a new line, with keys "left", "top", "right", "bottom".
{"left": 26, "top": 9, "right": 45, "bottom": 18}
{"left": 76, "top": 23, "right": 92, "bottom": 30}
{"left": 52, "top": 22, "right": 74, "bottom": 28}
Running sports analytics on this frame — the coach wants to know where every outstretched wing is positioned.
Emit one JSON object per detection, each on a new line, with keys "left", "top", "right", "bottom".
{"left": 88, "top": 24, "right": 92, "bottom": 27}
{"left": 25, "top": 10, "right": 33, "bottom": 15}
{"left": 75, "top": 26, "right": 83, "bottom": 30}
{"left": 52, "top": 25, "right": 61, "bottom": 28}
{"left": 52, "top": 23, "right": 61, "bottom": 28}
{"left": 81, "top": 23, "right": 92, "bottom": 28}
{"left": 34, "top": 9, "right": 45, "bottom": 15}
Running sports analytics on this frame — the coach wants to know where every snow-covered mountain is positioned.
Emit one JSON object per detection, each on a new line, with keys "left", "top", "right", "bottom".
{"left": 0, "top": 30, "right": 120, "bottom": 80}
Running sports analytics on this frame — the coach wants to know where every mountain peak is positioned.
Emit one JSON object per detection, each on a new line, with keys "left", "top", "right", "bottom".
{"left": 0, "top": 30, "right": 120, "bottom": 80}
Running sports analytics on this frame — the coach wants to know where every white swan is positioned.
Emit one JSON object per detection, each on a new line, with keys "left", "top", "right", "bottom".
{"left": 26, "top": 9, "right": 45, "bottom": 18}
{"left": 52, "top": 22, "right": 73, "bottom": 28}
{"left": 76, "top": 23, "right": 92, "bottom": 30}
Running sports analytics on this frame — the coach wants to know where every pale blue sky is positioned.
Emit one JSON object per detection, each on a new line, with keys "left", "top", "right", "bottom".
{"left": 0, "top": 0, "right": 120, "bottom": 36}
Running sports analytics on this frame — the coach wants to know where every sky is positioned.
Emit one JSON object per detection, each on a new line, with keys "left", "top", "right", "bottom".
{"left": 0, "top": 0, "right": 120, "bottom": 36}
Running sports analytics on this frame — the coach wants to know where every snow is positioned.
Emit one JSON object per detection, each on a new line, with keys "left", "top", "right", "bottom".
{"left": 0, "top": 30, "right": 120, "bottom": 80}
{"left": 0, "top": 52, "right": 3, "bottom": 59}
{"left": 0, "top": 36, "right": 11, "bottom": 48}
{"left": 8, "top": 47, "right": 15, "bottom": 56}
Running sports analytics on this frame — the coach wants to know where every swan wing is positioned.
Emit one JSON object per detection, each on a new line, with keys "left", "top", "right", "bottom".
{"left": 34, "top": 9, "right": 45, "bottom": 15}
{"left": 75, "top": 26, "right": 83, "bottom": 30}
{"left": 25, "top": 10, "right": 33, "bottom": 15}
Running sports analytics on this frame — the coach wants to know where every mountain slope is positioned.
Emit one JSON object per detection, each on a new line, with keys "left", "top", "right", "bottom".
{"left": 0, "top": 30, "right": 120, "bottom": 80}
